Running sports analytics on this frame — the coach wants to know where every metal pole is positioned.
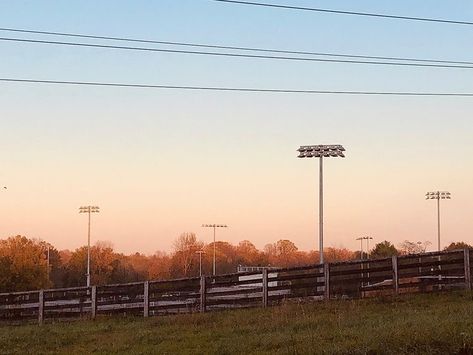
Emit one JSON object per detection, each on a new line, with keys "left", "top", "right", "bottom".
{"left": 437, "top": 196, "right": 442, "bottom": 285}
{"left": 47, "top": 246, "right": 50, "bottom": 282}
{"left": 437, "top": 197, "right": 441, "bottom": 252}
{"left": 360, "top": 238, "right": 364, "bottom": 260}
{"left": 366, "top": 238, "right": 370, "bottom": 259}
{"left": 87, "top": 208, "right": 91, "bottom": 287}
{"left": 199, "top": 252, "right": 202, "bottom": 277}
{"left": 213, "top": 225, "right": 216, "bottom": 276}
{"left": 319, "top": 156, "right": 324, "bottom": 264}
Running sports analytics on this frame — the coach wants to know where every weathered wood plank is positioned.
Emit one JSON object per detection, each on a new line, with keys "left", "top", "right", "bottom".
{"left": 464, "top": 249, "right": 471, "bottom": 291}
{"left": 143, "top": 281, "right": 149, "bottom": 318}
{"left": 200, "top": 276, "right": 206, "bottom": 313}
{"left": 392, "top": 256, "right": 399, "bottom": 295}
{"left": 38, "top": 290, "right": 44, "bottom": 325}
{"left": 324, "top": 263, "right": 330, "bottom": 300}
{"left": 91, "top": 286, "right": 97, "bottom": 319}
{"left": 262, "top": 269, "right": 268, "bottom": 308}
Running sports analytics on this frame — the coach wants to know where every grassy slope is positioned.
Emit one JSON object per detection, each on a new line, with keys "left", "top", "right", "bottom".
{"left": 1, "top": 292, "right": 473, "bottom": 355}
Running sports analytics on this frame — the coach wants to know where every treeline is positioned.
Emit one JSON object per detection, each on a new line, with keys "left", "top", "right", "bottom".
{"left": 0, "top": 234, "right": 470, "bottom": 293}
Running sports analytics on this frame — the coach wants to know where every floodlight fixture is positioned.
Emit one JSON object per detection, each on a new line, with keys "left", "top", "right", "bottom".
{"left": 201, "top": 223, "right": 228, "bottom": 275}
{"left": 426, "top": 191, "right": 451, "bottom": 251}
{"left": 297, "top": 144, "right": 346, "bottom": 264}
{"left": 79, "top": 205, "right": 100, "bottom": 287}
{"left": 425, "top": 191, "right": 451, "bottom": 200}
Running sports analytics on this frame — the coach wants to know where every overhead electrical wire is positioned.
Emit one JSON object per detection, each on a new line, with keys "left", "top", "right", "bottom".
{"left": 213, "top": 0, "right": 473, "bottom": 26}
{"left": 0, "top": 27, "right": 472, "bottom": 66}
{"left": 2, "top": 37, "right": 473, "bottom": 70}
{"left": 1, "top": 78, "right": 472, "bottom": 97}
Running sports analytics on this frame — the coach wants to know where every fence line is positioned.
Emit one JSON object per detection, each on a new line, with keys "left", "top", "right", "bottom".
{"left": 0, "top": 249, "right": 471, "bottom": 325}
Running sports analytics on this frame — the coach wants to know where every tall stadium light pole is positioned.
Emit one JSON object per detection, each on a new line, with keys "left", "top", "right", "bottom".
{"left": 79, "top": 206, "right": 100, "bottom": 287}
{"left": 298, "top": 145, "right": 345, "bottom": 264}
{"left": 195, "top": 250, "right": 205, "bottom": 277}
{"left": 426, "top": 191, "right": 451, "bottom": 251}
{"left": 201, "top": 224, "right": 227, "bottom": 276}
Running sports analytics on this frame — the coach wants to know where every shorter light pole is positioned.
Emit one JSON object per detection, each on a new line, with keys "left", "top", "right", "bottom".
{"left": 195, "top": 250, "right": 205, "bottom": 277}
{"left": 365, "top": 237, "right": 373, "bottom": 259}
{"left": 356, "top": 237, "right": 364, "bottom": 260}
{"left": 201, "top": 224, "right": 227, "bottom": 276}
{"left": 79, "top": 206, "right": 100, "bottom": 287}
{"left": 47, "top": 245, "right": 50, "bottom": 282}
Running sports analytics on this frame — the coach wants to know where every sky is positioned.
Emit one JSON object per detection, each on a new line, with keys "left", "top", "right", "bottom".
{"left": 0, "top": 0, "right": 472, "bottom": 255}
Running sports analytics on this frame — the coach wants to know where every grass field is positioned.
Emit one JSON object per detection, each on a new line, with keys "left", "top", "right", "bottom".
{"left": 1, "top": 292, "right": 473, "bottom": 354}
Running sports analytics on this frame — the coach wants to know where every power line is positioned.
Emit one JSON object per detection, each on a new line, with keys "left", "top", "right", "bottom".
{"left": 1, "top": 78, "right": 472, "bottom": 96}
{"left": 213, "top": 0, "right": 473, "bottom": 26}
{"left": 2, "top": 37, "right": 473, "bottom": 70}
{"left": 0, "top": 27, "right": 472, "bottom": 66}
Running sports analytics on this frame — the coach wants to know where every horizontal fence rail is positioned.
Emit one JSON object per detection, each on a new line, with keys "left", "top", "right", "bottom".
{"left": 0, "top": 249, "right": 471, "bottom": 325}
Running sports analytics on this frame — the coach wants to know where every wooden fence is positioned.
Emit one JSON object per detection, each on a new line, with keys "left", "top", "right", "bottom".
{"left": 1, "top": 249, "right": 471, "bottom": 325}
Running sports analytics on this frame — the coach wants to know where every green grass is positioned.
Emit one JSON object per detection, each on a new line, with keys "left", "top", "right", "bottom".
{"left": 2, "top": 292, "right": 473, "bottom": 354}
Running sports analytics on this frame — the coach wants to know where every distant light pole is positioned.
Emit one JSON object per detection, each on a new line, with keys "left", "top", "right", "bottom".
{"left": 298, "top": 145, "right": 345, "bottom": 264}
{"left": 195, "top": 250, "right": 205, "bottom": 277}
{"left": 365, "top": 237, "right": 373, "bottom": 259}
{"left": 79, "top": 206, "right": 100, "bottom": 287}
{"left": 355, "top": 236, "right": 373, "bottom": 258}
{"left": 426, "top": 191, "right": 451, "bottom": 251}
{"left": 46, "top": 245, "right": 50, "bottom": 281}
{"left": 201, "top": 224, "right": 227, "bottom": 275}
{"left": 356, "top": 237, "right": 364, "bottom": 260}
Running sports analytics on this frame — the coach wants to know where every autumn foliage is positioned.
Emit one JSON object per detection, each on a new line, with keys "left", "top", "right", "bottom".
{"left": 1, "top": 234, "right": 467, "bottom": 293}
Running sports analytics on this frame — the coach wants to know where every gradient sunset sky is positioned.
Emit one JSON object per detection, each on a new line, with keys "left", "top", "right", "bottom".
{"left": 1, "top": 1, "right": 472, "bottom": 254}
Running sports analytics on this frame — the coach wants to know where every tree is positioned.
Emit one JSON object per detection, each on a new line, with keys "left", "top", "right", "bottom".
{"left": 275, "top": 239, "right": 298, "bottom": 267}
{"left": 370, "top": 241, "right": 399, "bottom": 258}
{"left": 398, "top": 240, "right": 425, "bottom": 255}
{"left": 444, "top": 242, "right": 473, "bottom": 251}
{"left": 205, "top": 241, "right": 238, "bottom": 274}
{"left": 0, "top": 236, "right": 49, "bottom": 292}
{"left": 64, "top": 241, "right": 121, "bottom": 286}
{"left": 236, "top": 240, "right": 267, "bottom": 267}
{"left": 148, "top": 251, "right": 171, "bottom": 280}
{"left": 170, "top": 233, "right": 203, "bottom": 277}
{"left": 324, "top": 247, "right": 355, "bottom": 262}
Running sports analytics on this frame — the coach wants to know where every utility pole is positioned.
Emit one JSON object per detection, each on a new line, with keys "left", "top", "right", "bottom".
{"left": 79, "top": 206, "right": 100, "bottom": 287}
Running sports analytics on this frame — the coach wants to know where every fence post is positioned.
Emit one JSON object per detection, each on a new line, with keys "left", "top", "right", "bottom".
{"left": 324, "top": 263, "right": 330, "bottom": 300}
{"left": 200, "top": 276, "right": 206, "bottom": 313}
{"left": 143, "top": 281, "right": 150, "bottom": 317}
{"left": 262, "top": 269, "right": 268, "bottom": 308}
{"left": 464, "top": 249, "right": 471, "bottom": 291}
{"left": 91, "top": 286, "right": 97, "bottom": 319}
{"left": 392, "top": 256, "right": 399, "bottom": 295}
{"left": 38, "top": 290, "right": 44, "bottom": 325}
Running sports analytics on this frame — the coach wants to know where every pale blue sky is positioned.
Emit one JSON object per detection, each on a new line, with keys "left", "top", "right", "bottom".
{"left": 0, "top": 1, "right": 472, "bottom": 254}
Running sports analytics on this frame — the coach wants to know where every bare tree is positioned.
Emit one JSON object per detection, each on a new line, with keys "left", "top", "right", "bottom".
{"left": 172, "top": 233, "right": 204, "bottom": 276}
